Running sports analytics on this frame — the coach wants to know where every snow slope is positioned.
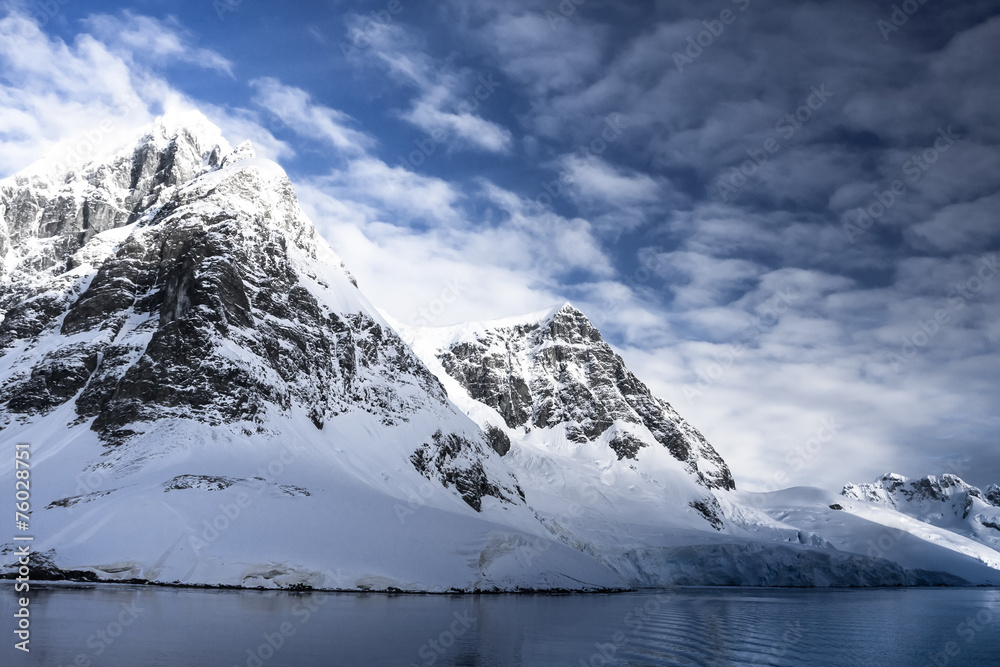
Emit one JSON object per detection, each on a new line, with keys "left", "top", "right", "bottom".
{"left": 398, "top": 311, "right": 1000, "bottom": 587}
{"left": 737, "top": 485, "right": 1000, "bottom": 585}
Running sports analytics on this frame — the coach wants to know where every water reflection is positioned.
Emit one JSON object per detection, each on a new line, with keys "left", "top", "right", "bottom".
{"left": 1, "top": 585, "right": 999, "bottom": 666}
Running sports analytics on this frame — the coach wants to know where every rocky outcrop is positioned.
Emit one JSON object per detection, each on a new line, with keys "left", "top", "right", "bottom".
{"left": 410, "top": 430, "right": 524, "bottom": 511}
{"left": 435, "top": 304, "right": 735, "bottom": 490}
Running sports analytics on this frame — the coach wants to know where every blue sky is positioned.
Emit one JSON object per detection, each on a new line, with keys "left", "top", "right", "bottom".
{"left": 1, "top": 0, "right": 999, "bottom": 491}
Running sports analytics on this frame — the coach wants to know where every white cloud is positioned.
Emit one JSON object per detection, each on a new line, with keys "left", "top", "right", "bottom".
{"left": 296, "top": 180, "right": 563, "bottom": 327}
{"left": 0, "top": 13, "right": 155, "bottom": 176}
{"left": 306, "top": 157, "right": 464, "bottom": 226}
{"left": 348, "top": 19, "right": 513, "bottom": 154}
{"left": 0, "top": 12, "right": 290, "bottom": 178}
{"left": 250, "top": 78, "right": 372, "bottom": 155}
{"left": 560, "top": 154, "right": 660, "bottom": 206}
{"left": 908, "top": 192, "right": 1000, "bottom": 253}
{"left": 294, "top": 170, "right": 618, "bottom": 328}
{"left": 653, "top": 250, "right": 763, "bottom": 310}
{"left": 458, "top": 8, "right": 609, "bottom": 98}
{"left": 83, "top": 12, "right": 234, "bottom": 76}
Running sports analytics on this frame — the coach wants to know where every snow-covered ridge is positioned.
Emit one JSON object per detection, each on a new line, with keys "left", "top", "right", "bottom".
{"left": 842, "top": 473, "right": 1000, "bottom": 551}
{"left": 398, "top": 302, "right": 734, "bottom": 492}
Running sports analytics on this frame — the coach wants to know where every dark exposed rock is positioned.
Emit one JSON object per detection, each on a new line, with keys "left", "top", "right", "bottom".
{"left": 1, "top": 113, "right": 518, "bottom": 515}
{"left": 0, "top": 292, "right": 69, "bottom": 349}
{"left": 2, "top": 162, "right": 453, "bottom": 442}
{"left": 483, "top": 423, "right": 511, "bottom": 457}
{"left": 843, "top": 473, "right": 993, "bottom": 509}
{"left": 5, "top": 343, "right": 99, "bottom": 414}
{"left": 46, "top": 490, "right": 114, "bottom": 509}
{"left": 441, "top": 341, "right": 534, "bottom": 429}
{"left": 163, "top": 475, "right": 240, "bottom": 492}
{"left": 689, "top": 498, "right": 724, "bottom": 531}
{"left": 435, "top": 304, "right": 736, "bottom": 490}
{"left": 411, "top": 430, "right": 523, "bottom": 511}
{"left": 608, "top": 431, "right": 644, "bottom": 461}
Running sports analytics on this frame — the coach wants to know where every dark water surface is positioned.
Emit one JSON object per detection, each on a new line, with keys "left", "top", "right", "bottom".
{"left": 2, "top": 584, "right": 999, "bottom": 666}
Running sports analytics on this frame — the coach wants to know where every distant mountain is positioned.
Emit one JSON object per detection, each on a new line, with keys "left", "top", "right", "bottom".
{"left": 842, "top": 473, "right": 1000, "bottom": 550}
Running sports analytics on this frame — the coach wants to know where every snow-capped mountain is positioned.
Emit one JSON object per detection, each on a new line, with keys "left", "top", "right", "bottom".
{"left": 396, "top": 311, "right": 1000, "bottom": 587}
{"left": 1, "top": 111, "right": 998, "bottom": 591}
{"left": 405, "top": 304, "right": 733, "bottom": 489}
{"left": 396, "top": 306, "right": 734, "bottom": 537}
{"left": 842, "top": 473, "right": 1000, "bottom": 550}
{"left": 0, "top": 111, "right": 614, "bottom": 591}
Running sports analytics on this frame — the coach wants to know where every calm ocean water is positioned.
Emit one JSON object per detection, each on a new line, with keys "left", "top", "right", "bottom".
{"left": 2, "top": 584, "right": 999, "bottom": 666}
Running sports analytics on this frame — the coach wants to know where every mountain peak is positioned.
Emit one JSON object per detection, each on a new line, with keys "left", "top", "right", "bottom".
{"left": 843, "top": 472, "right": 996, "bottom": 507}
{"left": 408, "top": 301, "right": 735, "bottom": 491}
{"left": 151, "top": 107, "right": 225, "bottom": 142}
{"left": 544, "top": 300, "right": 590, "bottom": 323}
{"left": 144, "top": 108, "right": 237, "bottom": 165}
{"left": 221, "top": 140, "right": 256, "bottom": 167}
{"left": 549, "top": 300, "right": 578, "bottom": 316}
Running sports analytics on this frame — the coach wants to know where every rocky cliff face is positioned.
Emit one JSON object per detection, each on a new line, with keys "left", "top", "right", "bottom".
{"left": 429, "top": 303, "right": 735, "bottom": 491}
{"left": 0, "top": 110, "right": 521, "bottom": 512}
